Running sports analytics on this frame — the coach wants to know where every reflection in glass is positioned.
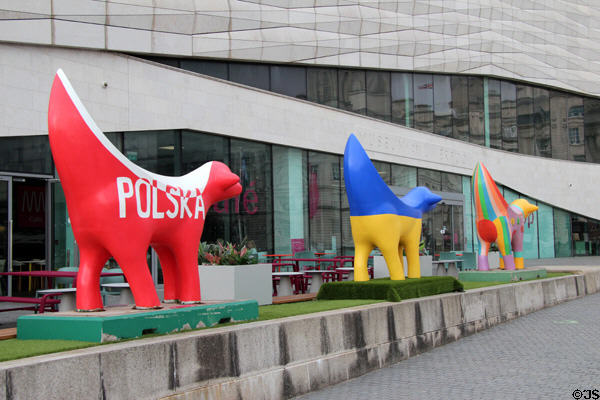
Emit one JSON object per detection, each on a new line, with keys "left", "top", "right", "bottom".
{"left": 452, "top": 205, "right": 464, "bottom": 252}
{"left": 180, "top": 60, "right": 228, "bottom": 80}
{"left": 417, "top": 168, "right": 441, "bottom": 191}
{"left": 554, "top": 208, "right": 571, "bottom": 257}
{"left": 501, "top": 81, "right": 517, "bottom": 152}
{"left": 462, "top": 176, "right": 475, "bottom": 252}
{"left": 270, "top": 66, "right": 307, "bottom": 99}
{"left": 371, "top": 161, "right": 391, "bottom": 184}
{"left": 366, "top": 71, "right": 391, "bottom": 121}
{"left": 308, "top": 152, "right": 341, "bottom": 253}
{"left": 517, "top": 85, "right": 535, "bottom": 155}
{"left": 123, "top": 130, "right": 178, "bottom": 176}
{"left": 533, "top": 87, "right": 551, "bottom": 158}
{"left": 468, "top": 77, "right": 485, "bottom": 146}
{"left": 0, "top": 180, "right": 7, "bottom": 285}
{"left": 229, "top": 63, "right": 269, "bottom": 90}
{"left": 338, "top": 69, "right": 366, "bottom": 114}
{"left": 230, "top": 140, "right": 273, "bottom": 251}
{"left": 521, "top": 196, "right": 538, "bottom": 259}
{"left": 414, "top": 74, "right": 434, "bottom": 132}
{"left": 307, "top": 68, "right": 338, "bottom": 108}
{"left": 433, "top": 75, "right": 452, "bottom": 137}
{"left": 567, "top": 96, "right": 585, "bottom": 161}
{"left": 584, "top": 98, "right": 600, "bottom": 163}
{"left": 451, "top": 76, "right": 469, "bottom": 141}
{"left": 0, "top": 136, "right": 53, "bottom": 175}
{"left": 571, "top": 215, "right": 588, "bottom": 256}
{"left": 488, "top": 79, "right": 501, "bottom": 149}
{"left": 537, "top": 202, "right": 555, "bottom": 258}
{"left": 391, "top": 165, "right": 417, "bottom": 188}
{"left": 441, "top": 172, "right": 461, "bottom": 193}
{"left": 391, "top": 73, "right": 413, "bottom": 127}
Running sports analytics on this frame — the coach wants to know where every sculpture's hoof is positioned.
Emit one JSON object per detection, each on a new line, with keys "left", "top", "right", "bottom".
{"left": 134, "top": 305, "right": 163, "bottom": 310}
{"left": 180, "top": 300, "right": 202, "bottom": 305}
{"left": 76, "top": 308, "right": 105, "bottom": 312}
{"left": 162, "top": 299, "right": 178, "bottom": 304}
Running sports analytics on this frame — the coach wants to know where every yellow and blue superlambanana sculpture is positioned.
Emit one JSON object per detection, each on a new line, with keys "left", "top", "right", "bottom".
{"left": 344, "top": 134, "right": 442, "bottom": 280}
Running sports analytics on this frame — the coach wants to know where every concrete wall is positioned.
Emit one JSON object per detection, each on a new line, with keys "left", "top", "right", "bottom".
{"left": 1, "top": 43, "right": 599, "bottom": 220}
{"left": 1, "top": 271, "right": 598, "bottom": 400}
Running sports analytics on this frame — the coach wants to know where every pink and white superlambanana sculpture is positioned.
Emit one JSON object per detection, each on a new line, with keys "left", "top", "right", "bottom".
{"left": 47, "top": 69, "right": 242, "bottom": 311}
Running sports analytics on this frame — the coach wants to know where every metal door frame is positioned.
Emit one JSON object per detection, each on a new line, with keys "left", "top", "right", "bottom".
{"left": 0, "top": 176, "right": 13, "bottom": 295}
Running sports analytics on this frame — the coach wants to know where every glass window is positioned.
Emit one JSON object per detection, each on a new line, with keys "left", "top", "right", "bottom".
{"left": 181, "top": 130, "right": 230, "bottom": 246}
{"left": 391, "top": 72, "right": 414, "bottom": 127}
{"left": 521, "top": 195, "right": 539, "bottom": 259}
{"left": 584, "top": 98, "right": 600, "bottom": 163}
{"left": 441, "top": 172, "right": 461, "bottom": 193}
{"left": 537, "top": 202, "right": 555, "bottom": 258}
{"left": 571, "top": 215, "right": 588, "bottom": 256}
{"left": 308, "top": 152, "right": 341, "bottom": 253}
{"left": 340, "top": 158, "right": 352, "bottom": 256}
{"left": 517, "top": 85, "right": 535, "bottom": 155}
{"left": 533, "top": 87, "right": 551, "bottom": 157}
{"left": 452, "top": 205, "right": 464, "bottom": 251}
{"left": 501, "top": 81, "right": 518, "bottom": 152}
{"left": 338, "top": 69, "right": 366, "bottom": 115}
{"left": 229, "top": 63, "right": 269, "bottom": 90}
{"left": 433, "top": 75, "right": 452, "bottom": 137}
{"left": 462, "top": 176, "right": 475, "bottom": 252}
{"left": 567, "top": 96, "right": 585, "bottom": 161}
{"left": 123, "top": 130, "right": 178, "bottom": 176}
{"left": 451, "top": 76, "right": 469, "bottom": 141}
{"left": 371, "top": 161, "right": 391, "bottom": 184}
{"left": 391, "top": 164, "right": 417, "bottom": 188}
{"left": 180, "top": 60, "right": 228, "bottom": 80}
{"left": 272, "top": 146, "right": 308, "bottom": 254}
{"left": 229, "top": 139, "right": 273, "bottom": 251}
{"left": 550, "top": 91, "right": 569, "bottom": 160}
{"left": 588, "top": 219, "right": 600, "bottom": 256}
{"left": 553, "top": 208, "right": 571, "bottom": 257}
{"left": 366, "top": 71, "right": 391, "bottom": 121}
{"left": 270, "top": 66, "right": 307, "bottom": 100}
{"left": 105, "top": 132, "right": 123, "bottom": 152}
{"left": 468, "top": 77, "right": 485, "bottom": 146}
{"left": 0, "top": 135, "right": 53, "bottom": 175}
{"left": 417, "top": 168, "right": 441, "bottom": 191}
{"left": 414, "top": 74, "right": 434, "bottom": 132}
{"left": 307, "top": 68, "right": 338, "bottom": 108}
{"left": 488, "top": 79, "right": 502, "bottom": 149}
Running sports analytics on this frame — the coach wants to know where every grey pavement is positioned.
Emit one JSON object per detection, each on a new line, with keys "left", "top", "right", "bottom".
{"left": 296, "top": 292, "right": 600, "bottom": 400}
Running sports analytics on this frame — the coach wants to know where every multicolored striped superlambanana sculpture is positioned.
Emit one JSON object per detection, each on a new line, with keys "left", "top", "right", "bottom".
{"left": 344, "top": 134, "right": 441, "bottom": 280}
{"left": 472, "top": 162, "right": 538, "bottom": 271}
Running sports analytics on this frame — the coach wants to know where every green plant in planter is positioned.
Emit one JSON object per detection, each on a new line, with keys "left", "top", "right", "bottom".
{"left": 198, "top": 239, "right": 258, "bottom": 265}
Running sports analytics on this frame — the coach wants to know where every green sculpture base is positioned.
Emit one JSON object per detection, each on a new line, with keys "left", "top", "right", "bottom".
{"left": 458, "top": 268, "right": 547, "bottom": 282}
{"left": 17, "top": 300, "right": 258, "bottom": 343}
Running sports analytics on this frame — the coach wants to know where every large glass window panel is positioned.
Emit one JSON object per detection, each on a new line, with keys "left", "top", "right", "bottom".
{"left": 391, "top": 72, "right": 414, "bottom": 127}
{"left": 417, "top": 168, "right": 441, "bottom": 191}
{"left": 308, "top": 152, "right": 342, "bottom": 253}
{"left": 550, "top": 91, "right": 569, "bottom": 160}
{"left": 340, "top": 158, "right": 352, "bottom": 256}
{"left": 588, "top": 219, "right": 600, "bottom": 256}
{"left": 468, "top": 77, "right": 485, "bottom": 146}
{"left": 452, "top": 205, "right": 464, "bottom": 251}
{"left": 521, "top": 196, "right": 538, "bottom": 259}
{"left": 584, "top": 98, "right": 600, "bottom": 163}
{"left": 123, "top": 130, "right": 178, "bottom": 176}
{"left": 338, "top": 69, "right": 366, "bottom": 115}
{"left": 180, "top": 60, "right": 228, "bottom": 80}
{"left": 533, "top": 87, "right": 551, "bottom": 157}
{"left": 181, "top": 131, "right": 230, "bottom": 244}
{"left": 229, "top": 139, "right": 273, "bottom": 251}
{"left": 488, "top": 79, "right": 502, "bottom": 149}
{"left": 553, "top": 208, "right": 571, "bottom": 257}
{"left": 441, "top": 172, "right": 461, "bottom": 193}
{"left": 0, "top": 136, "right": 53, "bottom": 175}
{"left": 0, "top": 180, "right": 9, "bottom": 292}
{"left": 537, "top": 202, "right": 555, "bottom": 258}
{"left": 105, "top": 132, "right": 123, "bottom": 152}
{"left": 462, "top": 176, "right": 475, "bottom": 252}
{"left": 451, "top": 76, "right": 469, "bottom": 141}
{"left": 371, "top": 161, "right": 391, "bottom": 184}
{"left": 270, "top": 66, "right": 307, "bottom": 100}
{"left": 571, "top": 215, "right": 588, "bottom": 256}
{"left": 391, "top": 165, "right": 417, "bottom": 188}
{"left": 517, "top": 85, "right": 535, "bottom": 155}
{"left": 501, "top": 81, "right": 518, "bottom": 152}
{"left": 567, "top": 96, "right": 585, "bottom": 161}
{"left": 433, "top": 75, "right": 452, "bottom": 137}
{"left": 366, "top": 71, "right": 391, "bottom": 121}
{"left": 229, "top": 63, "right": 269, "bottom": 90}
{"left": 307, "top": 68, "right": 338, "bottom": 108}
{"left": 414, "top": 74, "right": 434, "bottom": 132}
{"left": 272, "top": 146, "right": 308, "bottom": 254}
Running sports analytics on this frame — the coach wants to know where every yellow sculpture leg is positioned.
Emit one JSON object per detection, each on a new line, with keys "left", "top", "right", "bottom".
{"left": 515, "top": 257, "right": 524, "bottom": 269}
{"left": 499, "top": 258, "right": 504, "bottom": 269}
{"left": 350, "top": 214, "right": 422, "bottom": 281}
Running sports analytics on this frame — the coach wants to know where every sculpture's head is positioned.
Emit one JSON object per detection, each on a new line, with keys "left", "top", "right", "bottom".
{"left": 510, "top": 198, "right": 538, "bottom": 217}
{"left": 208, "top": 161, "right": 243, "bottom": 202}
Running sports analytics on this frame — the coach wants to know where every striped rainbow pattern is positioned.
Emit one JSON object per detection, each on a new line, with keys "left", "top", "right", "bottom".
{"left": 472, "top": 162, "right": 508, "bottom": 222}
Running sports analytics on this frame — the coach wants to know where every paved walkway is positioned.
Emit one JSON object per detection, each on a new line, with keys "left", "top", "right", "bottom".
{"left": 295, "top": 292, "right": 600, "bottom": 400}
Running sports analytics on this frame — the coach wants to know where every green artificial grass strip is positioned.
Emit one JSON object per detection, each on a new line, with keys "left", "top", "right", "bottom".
{"left": 461, "top": 272, "right": 571, "bottom": 290}
{"left": 258, "top": 299, "right": 383, "bottom": 321}
{"left": 316, "top": 276, "right": 464, "bottom": 302}
{"left": 0, "top": 339, "right": 95, "bottom": 362}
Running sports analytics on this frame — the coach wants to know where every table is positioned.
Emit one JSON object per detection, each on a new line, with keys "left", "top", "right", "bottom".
{"left": 432, "top": 259, "right": 462, "bottom": 278}
{"left": 302, "top": 270, "right": 328, "bottom": 293}
{"left": 335, "top": 267, "right": 355, "bottom": 281}
{"left": 0, "top": 270, "right": 123, "bottom": 289}
{"left": 37, "top": 288, "right": 77, "bottom": 311}
{"left": 101, "top": 283, "right": 133, "bottom": 304}
{"left": 272, "top": 272, "right": 303, "bottom": 297}
{"left": 265, "top": 254, "right": 292, "bottom": 263}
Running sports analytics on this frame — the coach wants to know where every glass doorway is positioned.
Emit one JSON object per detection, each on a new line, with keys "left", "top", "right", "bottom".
{"left": 0, "top": 177, "right": 10, "bottom": 296}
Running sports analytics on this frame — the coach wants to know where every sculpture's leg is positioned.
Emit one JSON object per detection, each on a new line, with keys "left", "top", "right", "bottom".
{"left": 511, "top": 224, "right": 525, "bottom": 269}
{"left": 153, "top": 245, "right": 178, "bottom": 302}
{"left": 380, "top": 241, "right": 404, "bottom": 281}
{"left": 353, "top": 241, "right": 373, "bottom": 282}
{"left": 76, "top": 243, "right": 109, "bottom": 311}
{"left": 475, "top": 219, "right": 496, "bottom": 271}
{"left": 113, "top": 251, "right": 161, "bottom": 309}
{"left": 477, "top": 240, "right": 490, "bottom": 271}
{"left": 499, "top": 257, "right": 505, "bottom": 270}
{"left": 172, "top": 240, "right": 202, "bottom": 303}
{"left": 493, "top": 218, "right": 515, "bottom": 270}
{"left": 404, "top": 221, "right": 422, "bottom": 279}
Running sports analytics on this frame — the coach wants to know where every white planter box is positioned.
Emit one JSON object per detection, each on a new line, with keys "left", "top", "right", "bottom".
{"left": 488, "top": 251, "right": 500, "bottom": 269}
{"left": 373, "top": 255, "right": 433, "bottom": 278}
{"left": 198, "top": 263, "right": 272, "bottom": 305}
